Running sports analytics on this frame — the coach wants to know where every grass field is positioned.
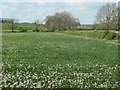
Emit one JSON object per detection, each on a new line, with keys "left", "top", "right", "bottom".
{"left": 1, "top": 23, "right": 35, "bottom": 31}
{"left": 1, "top": 32, "right": 119, "bottom": 88}
{"left": 1, "top": 23, "right": 45, "bottom": 32}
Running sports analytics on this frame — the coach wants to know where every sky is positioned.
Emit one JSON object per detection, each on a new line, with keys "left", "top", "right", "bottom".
{"left": 1, "top": 0, "right": 119, "bottom": 24}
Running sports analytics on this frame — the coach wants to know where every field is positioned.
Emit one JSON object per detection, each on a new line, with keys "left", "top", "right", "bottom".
{"left": 1, "top": 32, "right": 119, "bottom": 88}
{"left": 1, "top": 23, "right": 45, "bottom": 33}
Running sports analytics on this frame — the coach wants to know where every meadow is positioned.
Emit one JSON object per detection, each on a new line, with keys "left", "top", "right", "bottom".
{"left": 1, "top": 32, "right": 119, "bottom": 88}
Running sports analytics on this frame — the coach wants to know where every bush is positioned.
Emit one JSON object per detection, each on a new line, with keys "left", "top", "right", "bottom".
{"left": 118, "top": 35, "right": 120, "bottom": 43}
{"left": 92, "top": 31, "right": 117, "bottom": 40}
{"left": 46, "top": 29, "right": 55, "bottom": 32}
{"left": 61, "top": 30, "right": 118, "bottom": 41}
{"left": 115, "top": 34, "right": 120, "bottom": 43}
{"left": 105, "top": 32, "right": 117, "bottom": 40}
{"left": 40, "top": 28, "right": 48, "bottom": 32}
{"left": 97, "top": 30, "right": 109, "bottom": 39}
{"left": 19, "top": 27, "right": 27, "bottom": 32}
{"left": 33, "top": 29, "right": 39, "bottom": 32}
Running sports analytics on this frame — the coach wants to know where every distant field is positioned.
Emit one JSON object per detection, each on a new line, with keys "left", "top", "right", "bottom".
{"left": 1, "top": 23, "right": 45, "bottom": 32}
{"left": 2, "top": 23, "right": 34, "bottom": 30}
{"left": 2, "top": 32, "right": 119, "bottom": 88}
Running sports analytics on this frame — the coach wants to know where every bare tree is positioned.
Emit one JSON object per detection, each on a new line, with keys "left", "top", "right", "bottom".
{"left": 95, "top": 3, "right": 118, "bottom": 30}
{"left": 6, "top": 19, "right": 18, "bottom": 32}
{"left": 45, "top": 11, "right": 80, "bottom": 31}
{"left": 118, "top": 2, "right": 120, "bottom": 30}
{"left": 34, "top": 19, "right": 41, "bottom": 32}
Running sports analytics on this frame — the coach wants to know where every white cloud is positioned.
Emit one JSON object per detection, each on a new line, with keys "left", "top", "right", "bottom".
{"left": 26, "top": 8, "right": 33, "bottom": 12}
{"left": 1, "top": 5, "right": 8, "bottom": 11}
{"left": 64, "top": 2, "right": 88, "bottom": 15}
{"left": 65, "top": 2, "right": 87, "bottom": 9}
{"left": 1, "top": 5, "right": 16, "bottom": 12}
{"left": 65, "top": 2, "right": 90, "bottom": 14}
{"left": 37, "top": 1, "right": 45, "bottom": 5}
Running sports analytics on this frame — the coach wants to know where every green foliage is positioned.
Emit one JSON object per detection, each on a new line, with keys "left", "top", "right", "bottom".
{"left": 33, "top": 29, "right": 39, "bottom": 32}
{"left": 2, "top": 32, "right": 118, "bottom": 88}
{"left": 118, "top": 34, "right": 120, "bottom": 43}
{"left": 105, "top": 32, "right": 117, "bottom": 40}
{"left": 2, "top": 23, "right": 47, "bottom": 33}
{"left": 61, "top": 30, "right": 118, "bottom": 41}
{"left": 2, "top": 23, "right": 34, "bottom": 31}
{"left": 94, "top": 30, "right": 109, "bottom": 39}
{"left": 40, "top": 28, "right": 47, "bottom": 32}
{"left": 19, "top": 27, "right": 27, "bottom": 32}
{"left": 2, "top": 23, "right": 10, "bottom": 30}
{"left": 17, "top": 23, "right": 35, "bottom": 30}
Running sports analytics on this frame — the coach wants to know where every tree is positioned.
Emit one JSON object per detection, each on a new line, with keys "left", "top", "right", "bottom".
{"left": 45, "top": 16, "right": 55, "bottom": 31}
{"left": 6, "top": 19, "right": 18, "bottom": 32}
{"left": 118, "top": 2, "right": 120, "bottom": 30}
{"left": 33, "top": 19, "right": 42, "bottom": 32}
{"left": 45, "top": 11, "right": 80, "bottom": 31}
{"left": 95, "top": 3, "right": 118, "bottom": 30}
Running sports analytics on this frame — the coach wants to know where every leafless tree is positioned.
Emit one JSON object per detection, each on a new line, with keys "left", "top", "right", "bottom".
{"left": 45, "top": 11, "right": 80, "bottom": 31}
{"left": 95, "top": 3, "right": 118, "bottom": 30}
{"left": 6, "top": 19, "right": 18, "bottom": 32}
{"left": 118, "top": 2, "right": 120, "bottom": 30}
{"left": 34, "top": 19, "right": 41, "bottom": 32}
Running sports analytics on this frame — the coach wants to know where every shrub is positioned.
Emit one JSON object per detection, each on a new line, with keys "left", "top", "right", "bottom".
{"left": 33, "top": 29, "right": 39, "bottom": 32}
{"left": 61, "top": 30, "right": 118, "bottom": 41}
{"left": 98, "top": 31, "right": 109, "bottom": 39}
{"left": 39, "top": 27, "right": 47, "bottom": 32}
{"left": 46, "top": 29, "right": 55, "bottom": 32}
{"left": 19, "top": 27, "right": 27, "bottom": 32}
{"left": 115, "top": 34, "right": 120, "bottom": 43}
{"left": 105, "top": 32, "right": 117, "bottom": 40}
{"left": 118, "top": 35, "right": 120, "bottom": 43}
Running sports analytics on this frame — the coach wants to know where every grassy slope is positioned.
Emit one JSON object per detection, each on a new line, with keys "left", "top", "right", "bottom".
{"left": 2, "top": 32, "right": 118, "bottom": 88}
{"left": 60, "top": 30, "right": 119, "bottom": 42}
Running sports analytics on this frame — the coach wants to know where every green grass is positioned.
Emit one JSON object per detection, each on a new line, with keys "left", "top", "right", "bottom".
{"left": 2, "top": 23, "right": 34, "bottom": 30}
{"left": 1, "top": 23, "right": 45, "bottom": 33}
{"left": 2, "top": 32, "right": 119, "bottom": 88}
{"left": 60, "top": 30, "right": 119, "bottom": 42}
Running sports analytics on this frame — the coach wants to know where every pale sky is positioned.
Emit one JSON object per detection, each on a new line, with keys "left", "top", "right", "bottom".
{"left": 1, "top": 0, "right": 119, "bottom": 24}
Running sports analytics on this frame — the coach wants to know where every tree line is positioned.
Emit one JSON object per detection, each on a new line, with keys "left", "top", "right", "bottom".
{"left": 1, "top": 2, "right": 119, "bottom": 32}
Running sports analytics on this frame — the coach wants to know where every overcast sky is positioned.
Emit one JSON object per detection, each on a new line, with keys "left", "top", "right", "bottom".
{"left": 1, "top": 0, "right": 119, "bottom": 24}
